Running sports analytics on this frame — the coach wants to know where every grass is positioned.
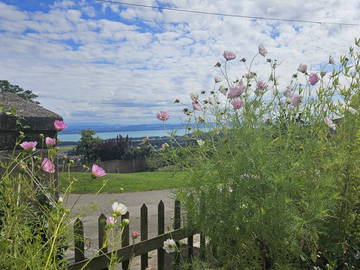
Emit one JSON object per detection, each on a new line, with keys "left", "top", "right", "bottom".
{"left": 59, "top": 170, "right": 187, "bottom": 193}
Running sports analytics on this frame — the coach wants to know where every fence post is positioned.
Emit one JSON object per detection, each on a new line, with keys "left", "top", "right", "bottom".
{"left": 157, "top": 200, "right": 165, "bottom": 270}
{"left": 141, "top": 204, "right": 148, "bottom": 270}
{"left": 98, "top": 214, "right": 108, "bottom": 270}
{"left": 174, "top": 200, "right": 181, "bottom": 269}
{"left": 74, "top": 218, "right": 85, "bottom": 262}
{"left": 122, "top": 212, "right": 130, "bottom": 270}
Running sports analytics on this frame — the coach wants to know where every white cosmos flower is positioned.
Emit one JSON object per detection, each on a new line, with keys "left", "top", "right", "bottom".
{"left": 190, "top": 92, "right": 199, "bottom": 102}
{"left": 112, "top": 202, "right": 128, "bottom": 216}
{"left": 258, "top": 44, "right": 268, "bottom": 57}
{"left": 348, "top": 106, "right": 358, "bottom": 115}
{"left": 163, "top": 239, "right": 177, "bottom": 253}
{"left": 324, "top": 117, "right": 336, "bottom": 131}
{"left": 197, "top": 139, "right": 205, "bottom": 146}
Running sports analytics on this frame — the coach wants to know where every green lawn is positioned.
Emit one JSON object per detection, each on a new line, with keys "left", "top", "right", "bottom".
{"left": 60, "top": 171, "right": 187, "bottom": 193}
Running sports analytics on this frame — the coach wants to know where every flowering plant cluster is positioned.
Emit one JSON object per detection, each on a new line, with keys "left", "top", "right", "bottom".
{"left": 167, "top": 40, "right": 360, "bottom": 269}
{"left": 0, "top": 118, "right": 115, "bottom": 269}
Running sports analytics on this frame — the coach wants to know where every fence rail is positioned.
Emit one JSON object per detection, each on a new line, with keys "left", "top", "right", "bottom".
{"left": 68, "top": 200, "right": 202, "bottom": 270}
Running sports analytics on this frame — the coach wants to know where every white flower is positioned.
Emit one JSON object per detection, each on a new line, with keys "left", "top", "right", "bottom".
{"left": 112, "top": 202, "right": 128, "bottom": 216}
{"left": 214, "top": 77, "right": 222, "bottom": 83}
{"left": 219, "top": 85, "right": 227, "bottom": 96}
{"left": 324, "top": 117, "right": 336, "bottom": 131}
{"left": 190, "top": 92, "right": 199, "bottom": 102}
{"left": 348, "top": 106, "right": 358, "bottom": 115}
{"left": 197, "top": 139, "right": 205, "bottom": 146}
{"left": 258, "top": 44, "right": 267, "bottom": 57}
{"left": 163, "top": 239, "right": 177, "bottom": 253}
{"left": 58, "top": 196, "right": 64, "bottom": 203}
{"left": 161, "top": 143, "right": 169, "bottom": 150}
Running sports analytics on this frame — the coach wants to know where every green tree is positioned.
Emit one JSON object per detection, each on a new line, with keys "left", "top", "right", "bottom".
{"left": 73, "top": 129, "right": 102, "bottom": 164}
{"left": 0, "top": 80, "right": 39, "bottom": 103}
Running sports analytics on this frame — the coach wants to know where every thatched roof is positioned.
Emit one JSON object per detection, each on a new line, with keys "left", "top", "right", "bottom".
{"left": 0, "top": 91, "right": 61, "bottom": 119}
{"left": 0, "top": 92, "right": 63, "bottom": 149}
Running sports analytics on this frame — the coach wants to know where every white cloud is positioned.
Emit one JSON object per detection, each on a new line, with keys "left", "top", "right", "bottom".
{"left": 0, "top": 0, "right": 359, "bottom": 125}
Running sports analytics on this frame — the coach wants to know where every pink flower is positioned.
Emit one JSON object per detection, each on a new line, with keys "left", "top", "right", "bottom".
{"left": 291, "top": 95, "right": 302, "bottom": 106}
{"left": 54, "top": 120, "right": 68, "bottom": 131}
{"left": 223, "top": 50, "right": 236, "bottom": 61}
{"left": 297, "top": 64, "right": 307, "bottom": 73}
{"left": 256, "top": 81, "right": 267, "bottom": 90}
{"left": 45, "top": 137, "right": 56, "bottom": 146}
{"left": 41, "top": 158, "right": 55, "bottom": 174}
{"left": 106, "top": 216, "right": 116, "bottom": 226}
{"left": 308, "top": 73, "right": 319, "bottom": 85}
{"left": 214, "top": 77, "right": 222, "bottom": 83}
{"left": 131, "top": 231, "right": 140, "bottom": 239}
{"left": 157, "top": 111, "right": 170, "bottom": 121}
{"left": 324, "top": 117, "right": 336, "bottom": 131}
{"left": 92, "top": 164, "right": 106, "bottom": 178}
{"left": 20, "top": 141, "right": 37, "bottom": 151}
{"left": 228, "top": 82, "right": 245, "bottom": 99}
{"left": 283, "top": 87, "right": 292, "bottom": 98}
{"left": 192, "top": 102, "right": 202, "bottom": 111}
{"left": 231, "top": 99, "right": 244, "bottom": 110}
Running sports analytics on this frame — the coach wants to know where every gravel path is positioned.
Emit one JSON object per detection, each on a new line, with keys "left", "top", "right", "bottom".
{"left": 64, "top": 190, "right": 179, "bottom": 268}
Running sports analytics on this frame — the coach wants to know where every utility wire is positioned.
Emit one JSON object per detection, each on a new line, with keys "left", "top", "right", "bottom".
{"left": 96, "top": 0, "right": 360, "bottom": 26}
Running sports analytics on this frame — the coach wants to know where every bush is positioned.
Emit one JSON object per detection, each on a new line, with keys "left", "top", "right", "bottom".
{"left": 170, "top": 40, "right": 360, "bottom": 269}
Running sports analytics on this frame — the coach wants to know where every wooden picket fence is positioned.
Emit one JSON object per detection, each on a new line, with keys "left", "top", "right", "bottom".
{"left": 68, "top": 200, "right": 205, "bottom": 270}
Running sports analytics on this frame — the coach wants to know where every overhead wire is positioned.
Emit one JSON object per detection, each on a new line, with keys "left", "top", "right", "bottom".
{"left": 96, "top": 0, "right": 360, "bottom": 26}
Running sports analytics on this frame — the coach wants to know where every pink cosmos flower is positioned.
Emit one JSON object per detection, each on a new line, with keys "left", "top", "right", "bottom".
{"left": 223, "top": 50, "right": 236, "bottom": 61}
{"left": 214, "top": 77, "right": 222, "bottom": 83}
{"left": 228, "top": 82, "right": 245, "bottom": 99}
{"left": 297, "top": 64, "right": 307, "bottom": 73}
{"left": 54, "top": 120, "right": 68, "bottom": 131}
{"left": 283, "top": 87, "right": 292, "bottom": 98}
{"left": 324, "top": 117, "right": 336, "bottom": 131}
{"left": 231, "top": 99, "right": 244, "bottom": 110}
{"left": 41, "top": 158, "right": 55, "bottom": 174}
{"left": 157, "top": 111, "right": 170, "bottom": 121}
{"left": 92, "top": 164, "right": 106, "bottom": 178}
{"left": 45, "top": 137, "right": 56, "bottom": 146}
{"left": 291, "top": 95, "right": 301, "bottom": 106}
{"left": 256, "top": 81, "right": 267, "bottom": 90}
{"left": 131, "top": 231, "right": 140, "bottom": 239}
{"left": 192, "top": 101, "right": 202, "bottom": 111}
{"left": 308, "top": 73, "right": 319, "bottom": 85}
{"left": 106, "top": 217, "right": 116, "bottom": 226}
{"left": 20, "top": 141, "right": 37, "bottom": 151}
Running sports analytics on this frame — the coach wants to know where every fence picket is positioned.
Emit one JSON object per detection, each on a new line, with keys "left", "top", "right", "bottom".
{"left": 98, "top": 214, "right": 108, "bottom": 270}
{"left": 140, "top": 204, "right": 148, "bottom": 270}
{"left": 74, "top": 218, "right": 85, "bottom": 262}
{"left": 121, "top": 212, "right": 130, "bottom": 270}
{"left": 174, "top": 200, "right": 181, "bottom": 269}
{"left": 157, "top": 200, "right": 165, "bottom": 270}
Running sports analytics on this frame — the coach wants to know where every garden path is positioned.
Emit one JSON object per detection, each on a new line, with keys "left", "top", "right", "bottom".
{"left": 64, "top": 189, "right": 183, "bottom": 269}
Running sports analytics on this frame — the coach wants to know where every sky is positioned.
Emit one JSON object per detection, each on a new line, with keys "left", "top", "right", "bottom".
{"left": 0, "top": 0, "right": 359, "bottom": 125}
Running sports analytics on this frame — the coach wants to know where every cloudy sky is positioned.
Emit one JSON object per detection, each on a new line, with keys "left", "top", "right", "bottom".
{"left": 0, "top": 0, "right": 359, "bottom": 125}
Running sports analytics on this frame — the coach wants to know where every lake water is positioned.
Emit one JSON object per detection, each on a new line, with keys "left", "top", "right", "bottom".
{"left": 58, "top": 128, "right": 188, "bottom": 142}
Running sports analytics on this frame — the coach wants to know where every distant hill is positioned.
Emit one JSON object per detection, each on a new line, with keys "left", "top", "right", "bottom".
{"left": 61, "top": 123, "right": 187, "bottom": 134}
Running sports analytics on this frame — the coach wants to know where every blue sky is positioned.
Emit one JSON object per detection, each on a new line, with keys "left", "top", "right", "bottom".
{"left": 0, "top": 0, "right": 359, "bottom": 125}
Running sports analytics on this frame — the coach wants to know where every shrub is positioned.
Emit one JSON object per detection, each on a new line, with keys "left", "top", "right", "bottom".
{"left": 170, "top": 40, "right": 360, "bottom": 269}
